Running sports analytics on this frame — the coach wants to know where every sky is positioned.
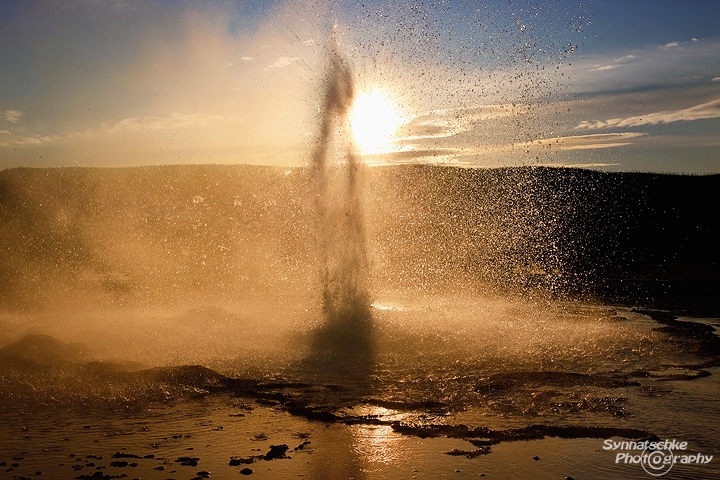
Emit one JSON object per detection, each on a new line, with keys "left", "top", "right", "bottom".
{"left": 0, "top": 0, "right": 718, "bottom": 173}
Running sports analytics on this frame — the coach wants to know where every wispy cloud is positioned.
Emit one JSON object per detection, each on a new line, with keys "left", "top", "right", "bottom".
{"left": 663, "top": 41, "right": 680, "bottom": 48}
{"left": 0, "top": 131, "right": 63, "bottom": 148}
{"left": 589, "top": 64, "right": 619, "bottom": 72}
{"left": 267, "top": 56, "right": 300, "bottom": 69}
{"left": 575, "top": 98, "right": 720, "bottom": 129}
{"left": 2, "top": 110, "right": 23, "bottom": 124}
{"left": 554, "top": 163, "right": 620, "bottom": 168}
{"left": 397, "top": 104, "right": 525, "bottom": 141}
{"left": 0, "top": 112, "right": 226, "bottom": 149}
{"left": 589, "top": 54, "right": 637, "bottom": 72}
{"left": 512, "top": 132, "right": 647, "bottom": 152}
{"left": 615, "top": 54, "right": 636, "bottom": 62}
{"left": 713, "top": 77, "right": 720, "bottom": 82}
{"left": 102, "top": 113, "right": 224, "bottom": 134}
{"left": 379, "top": 133, "right": 647, "bottom": 165}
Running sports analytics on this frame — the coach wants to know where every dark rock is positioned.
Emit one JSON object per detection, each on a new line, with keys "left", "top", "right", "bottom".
{"left": 533, "top": 455, "right": 540, "bottom": 461}
{"left": 240, "top": 468, "right": 253, "bottom": 476}
{"left": 174, "top": 457, "right": 200, "bottom": 467}
{"left": 444, "top": 447, "right": 491, "bottom": 458}
{"left": 196, "top": 471, "right": 210, "bottom": 478}
{"left": 228, "top": 457, "right": 255, "bottom": 466}
{"left": 263, "top": 444, "right": 289, "bottom": 461}
{"left": 109, "top": 461, "right": 128, "bottom": 467}
{"left": 294, "top": 441, "right": 311, "bottom": 451}
{"left": 75, "top": 472, "right": 127, "bottom": 480}
{"left": 153, "top": 466, "right": 164, "bottom": 470}
{"left": 112, "top": 452, "right": 141, "bottom": 459}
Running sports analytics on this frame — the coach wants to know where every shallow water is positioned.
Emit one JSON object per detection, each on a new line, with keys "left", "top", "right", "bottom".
{"left": 1, "top": 295, "right": 718, "bottom": 479}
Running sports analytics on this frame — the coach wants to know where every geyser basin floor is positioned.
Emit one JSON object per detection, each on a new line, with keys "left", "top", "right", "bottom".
{"left": 0, "top": 297, "right": 719, "bottom": 479}
{"left": 1, "top": 392, "right": 718, "bottom": 480}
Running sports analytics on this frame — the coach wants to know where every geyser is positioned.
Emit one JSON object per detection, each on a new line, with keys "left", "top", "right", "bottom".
{"left": 307, "top": 34, "right": 374, "bottom": 368}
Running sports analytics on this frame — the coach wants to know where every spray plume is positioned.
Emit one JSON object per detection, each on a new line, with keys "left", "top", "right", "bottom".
{"left": 308, "top": 32, "right": 373, "bottom": 367}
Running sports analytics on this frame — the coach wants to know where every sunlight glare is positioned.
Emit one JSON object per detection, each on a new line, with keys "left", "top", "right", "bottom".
{"left": 349, "top": 89, "right": 403, "bottom": 155}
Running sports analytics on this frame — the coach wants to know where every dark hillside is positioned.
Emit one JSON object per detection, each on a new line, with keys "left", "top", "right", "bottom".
{"left": 0, "top": 165, "right": 717, "bottom": 314}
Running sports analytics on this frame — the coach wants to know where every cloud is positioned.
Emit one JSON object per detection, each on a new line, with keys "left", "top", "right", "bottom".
{"left": 589, "top": 54, "right": 637, "bottom": 72}
{"left": 589, "top": 64, "right": 618, "bottom": 72}
{"left": 555, "top": 163, "right": 620, "bottom": 168}
{"left": 514, "top": 132, "right": 648, "bottom": 152}
{"left": 713, "top": 77, "right": 720, "bottom": 82}
{"left": 664, "top": 42, "right": 679, "bottom": 48}
{"left": 380, "top": 133, "right": 647, "bottom": 166}
{"left": 615, "top": 54, "right": 636, "bottom": 62}
{"left": 0, "top": 1, "right": 331, "bottom": 166}
{"left": 397, "top": 104, "right": 522, "bottom": 141}
{"left": 2, "top": 110, "right": 23, "bottom": 124}
{"left": 575, "top": 98, "right": 720, "bottom": 129}
{"left": 267, "top": 56, "right": 300, "bottom": 69}
{"left": 0, "top": 131, "right": 63, "bottom": 148}
{"left": 102, "top": 113, "right": 225, "bottom": 134}
{"left": 574, "top": 39, "right": 720, "bottom": 95}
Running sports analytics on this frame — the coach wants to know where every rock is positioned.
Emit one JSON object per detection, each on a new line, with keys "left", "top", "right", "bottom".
{"left": 263, "top": 444, "right": 289, "bottom": 460}
{"left": 240, "top": 468, "right": 253, "bottom": 475}
{"left": 229, "top": 457, "right": 255, "bottom": 466}
{"left": 294, "top": 441, "right": 311, "bottom": 451}
{"left": 532, "top": 456, "right": 540, "bottom": 461}
{"left": 175, "top": 456, "right": 200, "bottom": 467}
{"left": 112, "top": 452, "right": 142, "bottom": 459}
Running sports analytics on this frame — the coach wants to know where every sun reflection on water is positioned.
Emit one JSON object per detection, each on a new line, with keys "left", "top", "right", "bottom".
{"left": 347, "top": 406, "right": 407, "bottom": 465}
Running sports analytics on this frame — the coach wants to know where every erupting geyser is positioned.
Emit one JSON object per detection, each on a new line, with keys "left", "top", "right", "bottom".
{"left": 308, "top": 34, "right": 374, "bottom": 367}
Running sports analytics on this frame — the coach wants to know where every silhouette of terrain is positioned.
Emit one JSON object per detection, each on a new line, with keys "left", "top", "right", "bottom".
{"left": 0, "top": 165, "right": 717, "bottom": 315}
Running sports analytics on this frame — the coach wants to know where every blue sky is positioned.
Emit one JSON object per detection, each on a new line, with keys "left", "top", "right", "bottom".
{"left": 0, "top": 0, "right": 718, "bottom": 172}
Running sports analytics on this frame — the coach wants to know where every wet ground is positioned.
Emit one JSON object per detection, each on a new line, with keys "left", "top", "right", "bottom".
{"left": 0, "top": 298, "right": 718, "bottom": 479}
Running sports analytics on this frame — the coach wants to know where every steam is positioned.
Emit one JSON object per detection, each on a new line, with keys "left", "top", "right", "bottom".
{"left": 308, "top": 33, "right": 373, "bottom": 364}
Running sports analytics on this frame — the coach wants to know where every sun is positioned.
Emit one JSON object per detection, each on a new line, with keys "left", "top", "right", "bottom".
{"left": 348, "top": 89, "right": 403, "bottom": 155}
